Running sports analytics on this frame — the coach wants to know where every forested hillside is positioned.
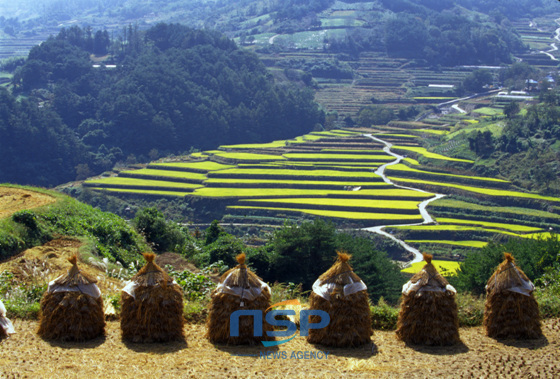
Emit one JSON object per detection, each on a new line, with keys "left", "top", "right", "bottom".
{"left": 0, "top": 24, "right": 323, "bottom": 187}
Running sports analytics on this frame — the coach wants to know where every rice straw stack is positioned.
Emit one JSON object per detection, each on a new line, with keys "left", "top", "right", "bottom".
{"left": 307, "top": 252, "right": 373, "bottom": 347}
{"left": 396, "top": 253, "right": 460, "bottom": 346}
{"left": 484, "top": 253, "right": 542, "bottom": 339}
{"left": 206, "top": 253, "right": 274, "bottom": 345}
{"left": 120, "top": 253, "right": 184, "bottom": 343}
{"left": 37, "top": 255, "right": 105, "bottom": 341}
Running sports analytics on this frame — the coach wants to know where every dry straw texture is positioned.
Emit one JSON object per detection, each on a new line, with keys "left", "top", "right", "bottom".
{"left": 307, "top": 252, "right": 373, "bottom": 347}
{"left": 37, "top": 255, "right": 105, "bottom": 341}
{"left": 120, "top": 253, "right": 184, "bottom": 343}
{"left": 206, "top": 253, "right": 274, "bottom": 345}
{"left": 484, "top": 253, "right": 542, "bottom": 339}
{"left": 396, "top": 253, "right": 460, "bottom": 346}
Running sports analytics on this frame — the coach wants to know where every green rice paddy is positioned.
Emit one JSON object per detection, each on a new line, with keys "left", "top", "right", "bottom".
{"left": 89, "top": 188, "right": 193, "bottom": 197}
{"left": 120, "top": 168, "right": 207, "bottom": 181}
{"left": 435, "top": 218, "right": 542, "bottom": 232}
{"left": 242, "top": 198, "right": 423, "bottom": 210}
{"left": 405, "top": 240, "right": 488, "bottom": 248}
{"left": 211, "top": 152, "right": 285, "bottom": 161}
{"left": 282, "top": 153, "right": 394, "bottom": 161}
{"left": 401, "top": 260, "right": 460, "bottom": 276}
{"left": 219, "top": 140, "right": 288, "bottom": 149}
{"left": 391, "top": 224, "right": 521, "bottom": 237}
{"left": 210, "top": 168, "right": 382, "bottom": 180}
{"left": 148, "top": 161, "right": 235, "bottom": 171}
{"left": 428, "top": 198, "right": 560, "bottom": 220}
{"left": 386, "top": 164, "right": 509, "bottom": 183}
{"left": 84, "top": 177, "right": 202, "bottom": 189}
{"left": 473, "top": 107, "right": 503, "bottom": 116}
{"left": 228, "top": 205, "right": 424, "bottom": 221}
{"left": 412, "top": 129, "right": 448, "bottom": 135}
{"left": 389, "top": 177, "right": 560, "bottom": 202}
{"left": 203, "top": 178, "right": 389, "bottom": 187}
{"left": 391, "top": 146, "right": 474, "bottom": 163}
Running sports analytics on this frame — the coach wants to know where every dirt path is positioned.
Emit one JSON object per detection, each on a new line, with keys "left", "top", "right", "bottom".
{"left": 0, "top": 187, "right": 56, "bottom": 220}
{"left": 1, "top": 318, "right": 558, "bottom": 378}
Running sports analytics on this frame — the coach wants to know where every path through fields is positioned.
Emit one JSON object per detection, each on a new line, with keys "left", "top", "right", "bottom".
{"left": 361, "top": 134, "right": 445, "bottom": 265}
{"left": 536, "top": 18, "right": 560, "bottom": 61}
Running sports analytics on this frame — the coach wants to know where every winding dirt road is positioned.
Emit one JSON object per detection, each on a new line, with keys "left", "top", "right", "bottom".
{"left": 361, "top": 134, "right": 445, "bottom": 264}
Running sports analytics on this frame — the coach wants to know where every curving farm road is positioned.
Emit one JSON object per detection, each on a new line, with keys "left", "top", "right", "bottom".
{"left": 535, "top": 18, "right": 560, "bottom": 61}
{"left": 361, "top": 134, "right": 446, "bottom": 265}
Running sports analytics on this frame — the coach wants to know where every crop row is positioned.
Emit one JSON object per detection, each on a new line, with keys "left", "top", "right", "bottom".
{"left": 390, "top": 146, "right": 474, "bottom": 163}
{"left": 389, "top": 177, "right": 560, "bottom": 204}
{"left": 385, "top": 164, "right": 511, "bottom": 188}
{"left": 227, "top": 205, "right": 424, "bottom": 224}
{"left": 238, "top": 198, "right": 424, "bottom": 215}
{"left": 405, "top": 240, "right": 488, "bottom": 248}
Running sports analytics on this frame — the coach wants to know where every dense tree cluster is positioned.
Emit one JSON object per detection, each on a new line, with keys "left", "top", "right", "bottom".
{"left": 451, "top": 236, "right": 560, "bottom": 295}
{"left": 466, "top": 86, "right": 560, "bottom": 193}
{"left": 3, "top": 24, "right": 323, "bottom": 187}
{"left": 247, "top": 219, "right": 406, "bottom": 303}
{"left": 383, "top": 10, "right": 523, "bottom": 66}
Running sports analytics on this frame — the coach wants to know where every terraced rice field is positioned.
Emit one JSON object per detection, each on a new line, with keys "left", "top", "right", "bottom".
{"left": 85, "top": 117, "right": 560, "bottom": 265}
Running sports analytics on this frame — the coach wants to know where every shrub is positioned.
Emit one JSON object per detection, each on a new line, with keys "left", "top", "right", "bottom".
{"left": 371, "top": 297, "right": 399, "bottom": 330}
{"left": 456, "top": 292, "right": 485, "bottom": 327}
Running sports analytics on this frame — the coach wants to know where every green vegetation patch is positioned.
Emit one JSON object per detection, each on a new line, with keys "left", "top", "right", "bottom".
{"left": 290, "top": 134, "right": 324, "bottom": 142}
{"left": 412, "top": 129, "right": 448, "bottom": 135}
{"left": 210, "top": 168, "right": 382, "bottom": 180}
{"left": 228, "top": 205, "right": 424, "bottom": 221}
{"left": 401, "top": 260, "right": 460, "bottom": 276}
{"left": 220, "top": 140, "right": 288, "bottom": 149}
{"left": 190, "top": 152, "right": 208, "bottom": 158}
{"left": 429, "top": 198, "right": 560, "bottom": 220}
{"left": 436, "top": 217, "right": 543, "bottom": 232}
{"left": 344, "top": 189, "right": 434, "bottom": 198}
{"left": 283, "top": 153, "right": 394, "bottom": 161}
{"left": 120, "top": 168, "right": 207, "bottom": 181}
{"left": 405, "top": 240, "right": 488, "bottom": 248}
{"left": 193, "top": 188, "right": 343, "bottom": 198}
{"left": 203, "top": 178, "right": 389, "bottom": 187}
{"left": 242, "top": 198, "right": 422, "bottom": 210}
{"left": 90, "top": 188, "right": 192, "bottom": 197}
{"left": 413, "top": 97, "right": 456, "bottom": 100}
{"left": 0, "top": 185, "right": 147, "bottom": 264}
{"left": 390, "top": 177, "right": 560, "bottom": 203}
{"left": 473, "top": 107, "right": 503, "bottom": 116}
{"left": 386, "top": 164, "right": 509, "bottom": 183}
{"left": 391, "top": 224, "right": 521, "bottom": 237}
{"left": 148, "top": 161, "right": 235, "bottom": 171}
{"left": 391, "top": 146, "right": 474, "bottom": 163}
{"left": 211, "top": 152, "right": 285, "bottom": 161}
{"left": 84, "top": 177, "right": 202, "bottom": 190}
{"left": 320, "top": 149, "right": 385, "bottom": 153}
{"left": 374, "top": 134, "right": 418, "bottom": 139}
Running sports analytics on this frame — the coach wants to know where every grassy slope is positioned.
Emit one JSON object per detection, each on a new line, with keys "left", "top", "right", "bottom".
{"left": 0, "top": 184, "right": 147, "bottom": 264}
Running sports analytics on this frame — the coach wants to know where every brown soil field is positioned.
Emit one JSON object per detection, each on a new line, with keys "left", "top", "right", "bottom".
{"left": 1, "top": 318, "right": 558, "bottom": 378}
{"left": 0, "top": 187, "right": 56, "bottom": 220}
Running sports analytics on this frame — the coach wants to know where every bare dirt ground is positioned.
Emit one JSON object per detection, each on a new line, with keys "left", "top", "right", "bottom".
{"left": 0, "top": 318, "right": 558, "bottom": 378}
{"left": 0, "top": 187, "right": 56, "bottom": 220}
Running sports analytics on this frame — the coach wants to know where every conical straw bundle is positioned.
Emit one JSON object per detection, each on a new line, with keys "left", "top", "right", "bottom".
{"left": 206, "top": 253, "right": 274, "bottom": 345}
{"left": 396, "top": 253, "right": 460, "bottom": 346}
{"left": 37, "top": 255, "right": 105, "bottom": 341}
{"left": 120, "top": 253, "right": 184, "bottom": 343}
{"left": 307, "top": 252, "right": 373, "bottom": 347}
{"left": 484, "top": 253, "right": 542, "bottom": 339}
